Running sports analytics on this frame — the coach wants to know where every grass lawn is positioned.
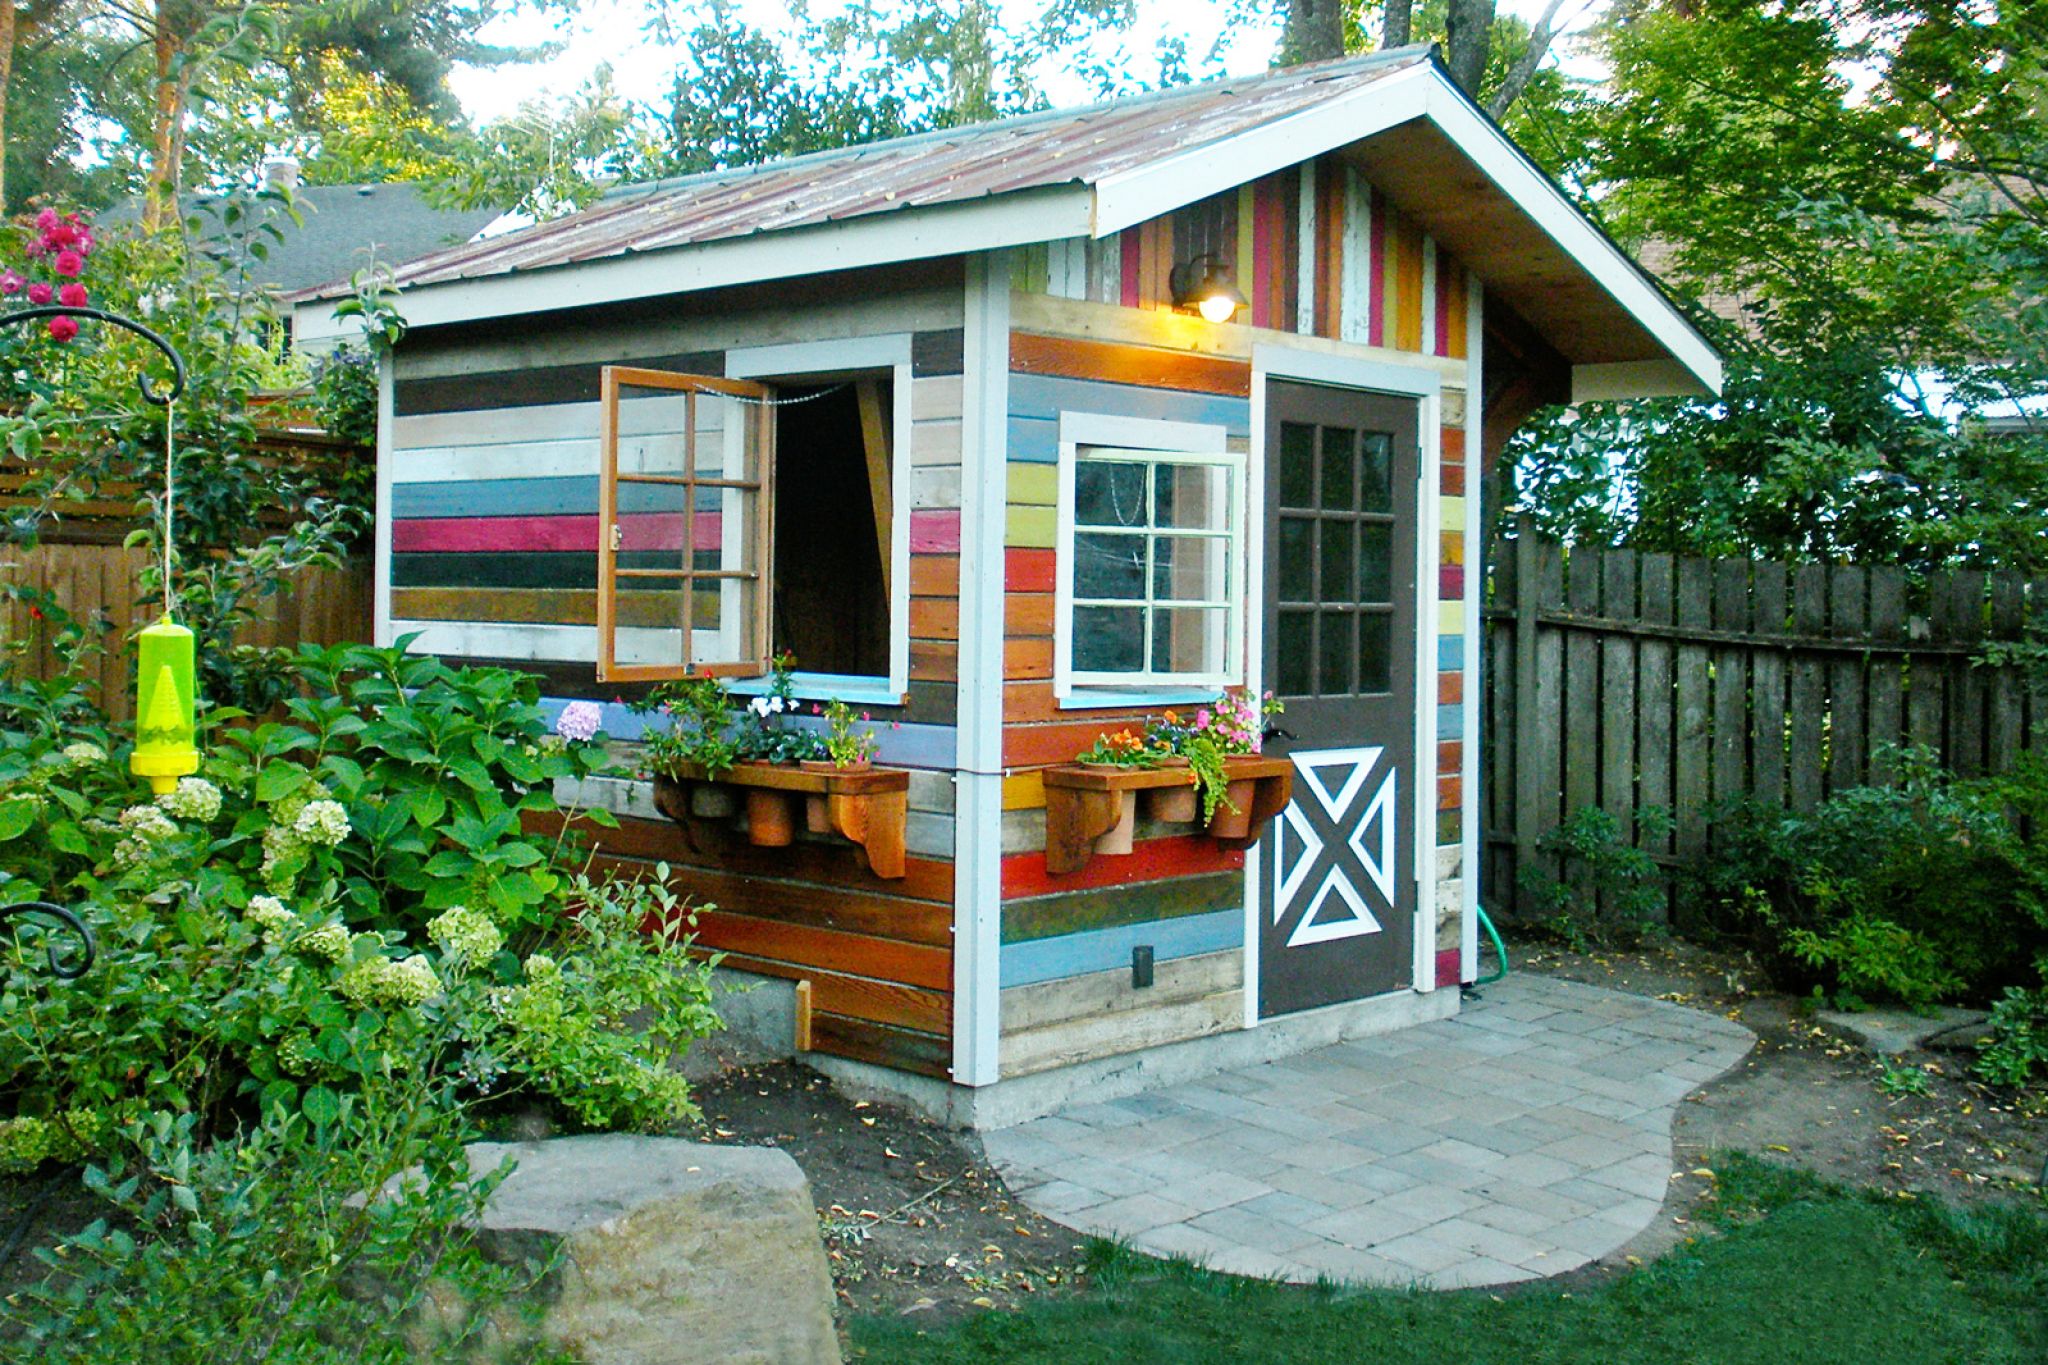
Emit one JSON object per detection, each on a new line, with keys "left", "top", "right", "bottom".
{"left": 852, "top": 1156, "right": 2048, "bottom": 1364}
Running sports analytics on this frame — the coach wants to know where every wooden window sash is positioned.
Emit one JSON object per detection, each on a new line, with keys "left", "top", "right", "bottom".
{"left": 597, "top": 365, "right": 776, "bottom": 682}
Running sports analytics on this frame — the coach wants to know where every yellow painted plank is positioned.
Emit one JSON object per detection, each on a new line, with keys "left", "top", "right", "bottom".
{"left": 1438, "top": 601, "right": 1465, "bottom": 635}
{"left": 1440, "top": 495, "right": 1466, "bottom": 532}
{"left": 1002, "top": 771, "right": 1047, "bottom": 811}
{"left": 1006, "top": 464, "right": 1059, "bottom": 508}
{"left": 1006, "top": 504, "right": 1058, "bottom": 549}
{"left": 1440, "top": 530, "right": 1464, "bottom": 567}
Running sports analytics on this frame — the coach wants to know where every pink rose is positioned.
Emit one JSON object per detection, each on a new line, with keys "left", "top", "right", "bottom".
{"left": 0, "top": 270, "right": 21, "bottom": 295}
{"left": 46, "top": 316, "right": 78, "bottom": 343}
{"left": 57, "top": 282, "right": 86, "bottom": 307}
{"left": 34, "top": 208, "right": 58, "bottom": 233}
{"left": 52, "top": 250, "right": 83, "bottom": 278}
{"left": 26, "top": 282, "right": 52, "bottom": 305}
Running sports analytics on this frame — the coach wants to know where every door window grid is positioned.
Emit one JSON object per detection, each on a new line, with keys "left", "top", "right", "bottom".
{"left": 1275, "top": 420, "right": 1397, "bottom": 699}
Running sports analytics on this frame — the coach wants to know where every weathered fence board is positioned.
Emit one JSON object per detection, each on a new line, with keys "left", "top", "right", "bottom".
{"left": 1484, "top": 524, "right": 2048, "bottom": 923}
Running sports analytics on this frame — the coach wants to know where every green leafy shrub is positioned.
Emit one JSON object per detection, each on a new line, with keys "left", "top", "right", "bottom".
{"left": 1978, "top": 977, "right": 2048, "bottom": 1089}
{"left": 1516, "top": 805, "right": 1675, "bottom": 947}
{"left": 1691, "top": 749, "right": 2048, "bottom": 1010}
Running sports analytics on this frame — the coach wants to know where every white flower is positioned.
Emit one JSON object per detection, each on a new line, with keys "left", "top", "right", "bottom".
{"left": 522, "top": 953, "right": 559, "bottom": 982}
{"left": 748, "top": 697, "right": 772, "bottom": 718}
{"left": 158, "top": 776, "right": 222, "bottom": 823}
{"left": 428, "top": 905, "right": 503, "bottom": 968}
{"left": 336, "top": 952, "right": 442, "bottom": 1008}
{"left": 768, "top": 696, "right": 786, "bottom": 714}
{"left": 296, "top": 922, "right": 350, "bottom": 963}
{"left": 117, "top": 804, "right": 178, "bottom": 840}
{"left": 293, "top": 799, "right": 350, "bottom": 847}
{"left": 60, "top": 741, "right": 107, "bottom": 767}
{"left": 554, "top": 701, "right": 603, "bottom": 743}
{"left": 244, "top": 893, "right": 296, "bottom": 945}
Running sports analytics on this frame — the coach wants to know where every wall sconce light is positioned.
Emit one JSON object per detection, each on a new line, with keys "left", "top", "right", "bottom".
{"left": 1168, "top": 253, "right": 1248, "bottom": 324}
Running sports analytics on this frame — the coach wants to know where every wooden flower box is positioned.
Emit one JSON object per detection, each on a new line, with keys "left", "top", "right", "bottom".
{"left": 1040, "top": 754, "right": 1294, "bottom": 875}
{"left": 651, "top": 761, "right": 911, "bottom": 879}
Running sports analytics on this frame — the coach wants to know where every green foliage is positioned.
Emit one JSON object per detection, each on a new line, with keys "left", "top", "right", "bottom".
{"left": 1979, "top": 978, "right": 2048, "bottom": 1090}
{"left": 1074, "top": 729, "right": 1159, "bottom": 768}
{"left": 821, "top": 698, "right": 878, "bottom": 768}
{"left": 1516, "top": 805, "right": 1674, "bottom": 946}
{"left": 1692, "top": 751, "right": 2048, "bottom": 1013}
{"left": 635, "top": 675, "right": 742, "bottom": 778}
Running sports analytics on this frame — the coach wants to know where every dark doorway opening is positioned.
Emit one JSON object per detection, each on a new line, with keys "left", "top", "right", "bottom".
{"left": 771, "top": 378, "right": 892, "bottom": 678}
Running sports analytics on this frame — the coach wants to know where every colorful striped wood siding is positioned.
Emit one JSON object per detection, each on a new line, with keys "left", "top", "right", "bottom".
{"left": 1009, "top": 159, "right": 1470, "bottom": 360}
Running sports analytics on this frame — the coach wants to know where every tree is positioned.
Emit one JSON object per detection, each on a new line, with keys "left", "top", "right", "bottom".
{"left": 1279, "top": 0, "right": 1346, "bottom": 62}
{"left": 1271, "top": 0, "right": 1567, "bottom": 116}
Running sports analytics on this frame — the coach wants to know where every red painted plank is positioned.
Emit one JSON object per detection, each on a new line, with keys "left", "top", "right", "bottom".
{"left": 1435, "top": 946, "right": 1463, "bottom": 989}
{"left": 1120, "top": 230, "right": 1141, "bottom": 309}
{"left": 1006, "top": 547, "right": 1056, "bottom": 593}
{"left": 1002, "top": 834, "right": 1245, "bottom": 899}
{"left": 1441, "top": 565, "right": 1465, "bottom": 600}
{"left": 910, "top": 508, "right": 961, "bottom": 553}
{"left": 1369, "top": 184, "right": 1388, "bottom": 348}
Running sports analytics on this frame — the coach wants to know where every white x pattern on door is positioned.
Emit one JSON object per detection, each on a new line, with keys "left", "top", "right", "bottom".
{"left": 1271, "top": 747, "right": 1397, "bottom": 949}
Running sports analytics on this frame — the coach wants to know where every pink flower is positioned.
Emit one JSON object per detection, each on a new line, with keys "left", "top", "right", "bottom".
{"left": 52, "top": 250, "right": 83, "bottom": 278}
{"left": 46, "top": 316, "right": 78, "bottom": 343}
{"left": 554, "top": 701, "right": 603, "bottom": 743}
{"left": 57, "top": 282, "right": 86, "bottom": 307}
{"left": 34, "top": 208, "right": 58, "bottom": 233}
{"left": 1195, "top": 709, "right": 1212, "bottom": 729}
{"left": 26, "top": 283, "right": 52, "bottom": 305}
{"left": 0, "top": 270, "right": 21, "bottom": 295}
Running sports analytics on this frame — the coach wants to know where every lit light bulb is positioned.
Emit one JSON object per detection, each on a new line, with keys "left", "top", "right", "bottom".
{"left": 1198, "top": 293, "right": 1239, "bottom": 324}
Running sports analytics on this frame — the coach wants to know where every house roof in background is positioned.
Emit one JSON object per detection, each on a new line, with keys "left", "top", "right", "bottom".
{"left": 105, "top": 183, "right": 498, "bottom": 297}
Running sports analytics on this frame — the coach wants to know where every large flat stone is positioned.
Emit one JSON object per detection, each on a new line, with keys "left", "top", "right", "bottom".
{"left": 1816, "top": 1006, "right": 1989, "bottom": 1056}
{"left": 468, "top": 1135, "right": 839, "bottom": 1365}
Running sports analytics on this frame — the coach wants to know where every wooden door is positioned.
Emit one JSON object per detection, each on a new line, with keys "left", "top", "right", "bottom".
{"left": 1258, "top": 381, "right": 1420, "bottom": 1017}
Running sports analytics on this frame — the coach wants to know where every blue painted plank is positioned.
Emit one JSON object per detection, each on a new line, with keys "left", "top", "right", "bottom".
{"left": 1438, "top": 703, "right": 1463, "bottom": 741}
{"left": 999, "top": 908, "right": 1242, "bottom": 988}
{"left": 538, "top": 698, "right": 958, "bottom": 769}
{"left": 1008, "top": 374, "right": 1251, "bottom": 435}
{"left": 1437, "top": 634, "right": 1465, "bottom": 672}
{"left": 394, "top": 477, "right": 676, "bottom": 519}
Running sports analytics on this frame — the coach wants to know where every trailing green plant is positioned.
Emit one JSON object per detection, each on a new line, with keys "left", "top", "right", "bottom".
{"left": 1516, "top": 805, "right": 1675, "bottom": 948}
{"left": 635, "top": 674, "right": 742, "bottom": 779}
{"left": 1141, "top": 691, "right": 1284, "bottom": 822}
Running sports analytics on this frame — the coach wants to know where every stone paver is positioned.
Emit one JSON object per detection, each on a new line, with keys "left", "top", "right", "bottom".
{"left": 982, "top": 973, "right": 1752, "bottom": 1290}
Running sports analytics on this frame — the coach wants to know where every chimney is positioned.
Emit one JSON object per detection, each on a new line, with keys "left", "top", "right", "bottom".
{"left": 261, "top": 156, "right": 300, "bottom": 193}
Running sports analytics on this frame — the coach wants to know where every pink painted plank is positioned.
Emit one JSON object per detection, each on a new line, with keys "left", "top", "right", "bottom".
{"left": 1368, "top": 185, "right": 1388, "bottom": 350}
{"left": 1440, "top": 565, "right": 1465, "bottom": 600}
{"left": 1435, "top": 254, "right": 1454, "bottom": 357}
{"left": 1120, "top": 230, "right": 1141, "bottom": 309}
{"left": 910, "top": 508, "right": 962, "bottom": 553}
{"left": 394, "top": 513, "right": 725, "bottom": 554}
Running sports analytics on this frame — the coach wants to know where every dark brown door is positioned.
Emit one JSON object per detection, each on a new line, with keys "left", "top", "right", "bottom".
{"left": 1258, "top": 381, "right": 1420, "bottom": 1017}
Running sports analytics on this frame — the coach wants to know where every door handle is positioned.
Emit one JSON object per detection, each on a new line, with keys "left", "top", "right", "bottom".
{"left": 1263, "top": 725, "right": 1297, "bottom": 743}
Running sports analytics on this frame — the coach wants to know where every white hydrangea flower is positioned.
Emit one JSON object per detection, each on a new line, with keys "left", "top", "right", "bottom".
{"left": 60, "top": 741, "right": 107, "bottom": 767}
{"left": 336, "top": 950, "right": 443, "bottom": 1008}
{"left": 117, "top": 804, "right": 178, "bottom": 840}
{"left": 292, "top": 799, "right": 351, "bottom": 847}
{"left": 428, "top": 905, "right": 503, "bottom": 969}
{"left": 522, "top": 953, "right": 559, "bottom": 982}
{"left": 158, "top": 776, "right": 222, "bottom": 823}
{"left": 296, "top": 922, "right": 351, "bottom": 963}
{"left": 244, "top": 894, "right": 296, "bottom": 945}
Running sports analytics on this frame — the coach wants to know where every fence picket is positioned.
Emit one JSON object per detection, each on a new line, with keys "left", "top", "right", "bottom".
{"left": 1673, "top": 558, "right": 1714, "bottom": 858}
{"left": 1828, "top": 566, "right": 1869, "bottom": 794}
{"left": 1750, "top": 562, "right": 1789, "bottom": 805}
{"left": 1866, "top": 568, "right": 1907, "bottom": 784}
{"left": 1788, "top": 566, "right": 1828, "bottom": 810}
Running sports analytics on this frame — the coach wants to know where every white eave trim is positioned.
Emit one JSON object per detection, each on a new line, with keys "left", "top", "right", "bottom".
{"left": 1091, "top": 62, "right": 1722, "bottom": 399}
{"left": 292, "top": 186, "right": 1094, "bottom": 340}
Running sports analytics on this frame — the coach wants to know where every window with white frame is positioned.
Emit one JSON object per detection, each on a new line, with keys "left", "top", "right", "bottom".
{"left": 1058, "top": 441, "right": 1245, "bottom": 691}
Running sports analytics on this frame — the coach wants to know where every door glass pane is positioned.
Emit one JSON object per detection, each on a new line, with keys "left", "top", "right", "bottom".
{"left": 1279, "top": 423, "right": 1315, "bottom": 507}
{"left": 695, "top": 576, "right": 758, "bottom": 667}
{"left": 1277, "top": 611, "right": 1314, "bottom": 695}
{"left": 1151, "top": 607, "right": 1226, "bottom": 675}
{"left": 1318, "top": 610, "right": 1354, "bottom": 694}
{"left": 1154, "top": 463, "right": 1227, "bottom": 532}
{"left": 1318, "top": 427, "right": 1356, "bottom": 511}
{"left": 1277, "top": 517, "right": 1313, "bottom": 602}
{"left": 1075, "top": 460, "right": 1146, "bottom": 529}
{"left": 1153, "top": 534, "right": 1228, "bottom": 603}
{"left": 618, "top": 482, "right": 687, "bottom": 555}
{"left": 1074, "top": 605, "right": 1144, "bottom": 672}
{"left": 1359, "top": 522, "right": 1392, "bottom": 602}
{"left": 1074, "top": 532, "right": 1144, "bottom": 599}
{"left": 1359, "top": 611, "right": 1392, "bottom": 693}
{"left": 1319, "top": 522, "right": 1355, "bottom": 604}
{"left": 1360, "top": 432, "right": 1393, "bottom": 513}
{"left": 693, "top": 393, "right": 750, "bottom": 480}
{"left": 616, "top": 384, "right": 693, "bottom": 476}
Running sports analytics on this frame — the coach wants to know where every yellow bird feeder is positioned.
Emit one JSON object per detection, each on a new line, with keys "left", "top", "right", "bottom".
{"left": 131, "top": 615, "right": 198, "bottom": 795}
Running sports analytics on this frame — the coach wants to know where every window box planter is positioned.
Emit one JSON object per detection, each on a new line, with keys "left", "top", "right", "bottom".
{"left": 650, "top": 760, "right": 911, "bottom": 878}
{"left": 1040, "top": 754, "right": 1294, "bottom": 875}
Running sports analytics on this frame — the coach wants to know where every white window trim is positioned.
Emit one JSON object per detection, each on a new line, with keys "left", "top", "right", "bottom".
{"left": 1053, "top": 411, "right": 1241, "bottom": 705}
{"left": 725, "top": 333, "right": 914, "bottom": 702}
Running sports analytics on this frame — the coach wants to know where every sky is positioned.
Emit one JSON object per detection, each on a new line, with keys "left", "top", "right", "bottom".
{"left": 446, "top": 0, "right": 1603, "bottom": 127}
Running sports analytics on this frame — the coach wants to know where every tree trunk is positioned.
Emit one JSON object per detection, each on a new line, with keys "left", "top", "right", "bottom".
{"left": 1278, "top": 0, "right": 1347, "bottom": 66}
{"left": 1442, "top": 0, "right": 1497, "bottom": 96}
{"left": 143, "top": 18, "right": 185, "bottom": 231}
{"left": 0, "top": 3, "right": 15, "bottom": 215}
{"left": 1487, "top": 0, "right": 1568, "bottom": 118}
{"left": 1382, "top": 0, "right": 1413, "bottom": 49}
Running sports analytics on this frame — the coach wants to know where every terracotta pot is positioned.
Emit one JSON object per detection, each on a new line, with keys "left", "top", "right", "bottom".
{"left": 1094, "top": 789, "right": 1139, "bottom": 856}
{"left": 1144, "top": 780, "right": 1200, "bottom": 824}
{"left": 690, "top": 781, "right": 739, "bottom": 819}
{"left": 745, "top": 789, "right": 796, "bottom": 846}
{"left": 1205, "top": 779, "right": 1256, "bottom": 840}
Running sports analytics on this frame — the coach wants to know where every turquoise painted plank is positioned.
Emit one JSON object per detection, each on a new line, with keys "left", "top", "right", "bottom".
{"left": 1009, "top": 415, "right": 1059, "bottom": 463}
{"left": 1438, "top": 702, "right": 1463, "bottom": 741}
{"left": 393, "top": 477, "right": 678, "bottom": 519}
{"left": 999, "top": 908, "right": 1242, "bottom": 987}
{"left": 540, "top": 698, "right": 958, "bottom": 768}
{"left": 1438, "top": 634, "right": 1464, "bottom": 671}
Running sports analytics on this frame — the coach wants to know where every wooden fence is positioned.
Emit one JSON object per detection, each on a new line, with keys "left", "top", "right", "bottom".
{"left": 1482, "top": 522, "right": 2048, "bottom": 921}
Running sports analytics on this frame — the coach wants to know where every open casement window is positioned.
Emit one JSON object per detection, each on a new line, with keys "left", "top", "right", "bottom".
{"left": 597, "top": 366, "right": 775, "bottom": 682}
{"left": 1059, "top": 445, "right": 1244, "bottom": 690}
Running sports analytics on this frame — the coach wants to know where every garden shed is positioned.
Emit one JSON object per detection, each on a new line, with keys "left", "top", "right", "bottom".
{"left": 293, "top": 47, "right": 1721, "bottom": 1125}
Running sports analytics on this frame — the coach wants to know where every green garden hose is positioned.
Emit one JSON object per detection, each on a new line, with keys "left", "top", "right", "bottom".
{"left": 1472, "top": 903, "right": 1509, "bottom": 986}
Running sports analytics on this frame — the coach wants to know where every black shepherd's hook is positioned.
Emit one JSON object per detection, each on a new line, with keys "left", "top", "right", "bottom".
{"left": 0, "top": 901, "right": 95, "bottom": 980}
{"left": 0, "top": 304, "right": 186, "bottom": 406}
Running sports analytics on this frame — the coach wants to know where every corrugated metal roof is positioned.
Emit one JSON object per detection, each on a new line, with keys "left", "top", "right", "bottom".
{"left": 356, "top": 48, "right": 1432, "bottom": 294}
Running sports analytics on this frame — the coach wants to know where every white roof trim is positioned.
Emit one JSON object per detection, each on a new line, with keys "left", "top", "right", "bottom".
{"left": 293, "top": 186, "right": 1094, "bottom": 342}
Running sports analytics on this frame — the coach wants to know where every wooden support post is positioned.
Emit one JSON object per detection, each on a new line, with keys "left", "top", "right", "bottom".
{"left": 794, "top": 979, "right": 814, "bottom": 1053}
{"left": 855, "top": 379, "right": 893, "bottom": 599}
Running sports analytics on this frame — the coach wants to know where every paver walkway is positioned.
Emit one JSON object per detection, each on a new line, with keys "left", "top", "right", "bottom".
{"left": 982, "top": 973, "right": 1753, "bottom": 1288}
